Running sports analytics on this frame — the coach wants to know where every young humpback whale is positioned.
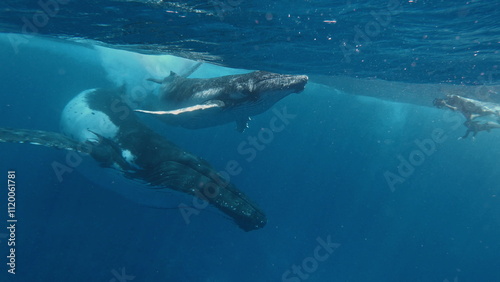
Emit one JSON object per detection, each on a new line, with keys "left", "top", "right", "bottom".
{"left": 136, "top": 70, "right": 308, "bottom": 132}
{"left": 0, "top": 89, "right": 267, "bottom": 231}
{"left": 434, "top": 94, "right": 500, "bottom": 139}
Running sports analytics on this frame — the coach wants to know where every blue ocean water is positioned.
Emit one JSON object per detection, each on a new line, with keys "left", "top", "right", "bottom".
{"left": 0, "top": 1, "right": 499, "bottom": 282}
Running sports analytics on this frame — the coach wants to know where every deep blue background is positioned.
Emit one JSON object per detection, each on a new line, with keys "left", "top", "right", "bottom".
{"left": 0, "top": 35, "right": 499, "bottom": 282}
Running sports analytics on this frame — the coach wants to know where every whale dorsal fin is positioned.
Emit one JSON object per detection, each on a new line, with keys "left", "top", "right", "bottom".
{"left": 147, "top": 71, "right": 178, "bottom": 84}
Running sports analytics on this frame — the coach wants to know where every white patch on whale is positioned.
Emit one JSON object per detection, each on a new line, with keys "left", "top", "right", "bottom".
{"left": 60, "top": 89, "right": 119, "bottom": 143}
{"left": 121, "top": 149, "right": 134, "bottom": 162}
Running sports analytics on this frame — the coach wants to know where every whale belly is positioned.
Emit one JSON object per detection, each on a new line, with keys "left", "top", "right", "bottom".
{"left": 60, "top": 89, "right": 119, "bottom": 143}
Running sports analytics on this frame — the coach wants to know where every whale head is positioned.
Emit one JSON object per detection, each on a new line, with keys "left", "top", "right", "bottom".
{"left": 224, "top": 71, "right": 308, "bottom": 109}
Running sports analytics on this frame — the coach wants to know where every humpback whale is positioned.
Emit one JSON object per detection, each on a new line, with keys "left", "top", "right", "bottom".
{"left": 0, "top": 89, "right": 267, "bottom": 231}
{"left": 434, "top": 94, "right": 500, "bottom": 139}
{"left": 433, "top": 94, "right": 500, "bottom": 121}
{"left": 138, "top": 71, "right": 308, "bottom": 132}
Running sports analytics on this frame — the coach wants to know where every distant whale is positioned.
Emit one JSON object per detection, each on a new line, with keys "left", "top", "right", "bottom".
{"left": 0, "top": 89, "right": 267, "bottom": 231}
{"left": 138, "top": 71, "right": 308, "bottom": 132}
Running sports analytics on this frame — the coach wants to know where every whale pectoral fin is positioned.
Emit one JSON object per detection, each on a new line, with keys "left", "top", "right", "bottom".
{"left": 0, "top": 128, "right": 92, "bottom": 153}
{"left": 0, "top": 128, "right": 132, "bottom": 170}
{"left": 236, "top": 117, "right": 251, "bottom": 133}
{"left": 134, "top": 158, "right": 267, "bottom": 231}
{"left": 135, "top": 100, "right": 225, "bottom": 116}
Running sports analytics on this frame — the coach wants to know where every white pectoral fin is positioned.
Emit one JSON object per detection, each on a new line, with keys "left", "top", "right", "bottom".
{"left": 135, "top": 100, "right": 225, "bottom": 116}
